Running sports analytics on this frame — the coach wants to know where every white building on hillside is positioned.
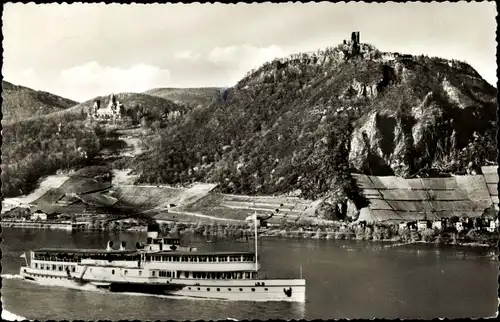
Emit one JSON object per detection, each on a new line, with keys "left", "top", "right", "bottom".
{"left": 88, "top": 94, "right": 124, "bottom": 120}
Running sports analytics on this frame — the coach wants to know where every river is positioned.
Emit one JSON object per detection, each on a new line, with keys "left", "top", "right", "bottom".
{"left": 1, "top": 228, "right": 498, "bottom": 320}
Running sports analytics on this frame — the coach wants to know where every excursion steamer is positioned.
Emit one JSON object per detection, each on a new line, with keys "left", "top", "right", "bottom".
{"left": 19, "top": 219, "right": 306, "bottom": 302}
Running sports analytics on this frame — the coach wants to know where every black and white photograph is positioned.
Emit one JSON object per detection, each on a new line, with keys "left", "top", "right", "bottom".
{"left": 1, "top": 1, "right": 498, "bottom": 320}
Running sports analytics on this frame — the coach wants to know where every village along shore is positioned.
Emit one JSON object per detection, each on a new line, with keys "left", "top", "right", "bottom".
{"left": 5, "top": 217, "right": 496, "bottom": 249}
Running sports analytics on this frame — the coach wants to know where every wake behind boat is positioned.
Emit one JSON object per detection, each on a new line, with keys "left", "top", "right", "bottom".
{"left": 19, "top": 218, "right": 306, "bottom": 302}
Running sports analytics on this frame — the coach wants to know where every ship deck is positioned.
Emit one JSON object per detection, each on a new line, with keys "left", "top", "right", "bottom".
{"left": 34, "top": 248, "right": 139, "bottom": 255}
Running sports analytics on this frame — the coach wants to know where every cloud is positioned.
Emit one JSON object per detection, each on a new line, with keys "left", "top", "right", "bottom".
{"left": 209, "top": 44, "right": 287, "bottom": 69}
{"left": 60, "top": 62, "right": 171, "bottom": 99}
{"left": 206, "top": 44, "right": 289, "bottom": 85}
{"left": 174, "top": 50, "right": 201, "bottom": 61}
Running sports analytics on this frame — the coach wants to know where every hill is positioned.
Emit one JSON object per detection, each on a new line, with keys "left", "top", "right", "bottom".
{"left": 132, "top": 33, "right": 497, "bottom": 209}
{"left": 1, "top": 90, "right": 189, "bottom": 198}
{"left": 144, "top": 87, "right": 222, "bottom": 108}
{"left": 1, "top": 80, "right": 78, "bottom": 123}
{"left": 1, "top": 111, "right": 102, "bottom": 198}
{"left": 28, "top": 92, "right": 188, "bottom": 125}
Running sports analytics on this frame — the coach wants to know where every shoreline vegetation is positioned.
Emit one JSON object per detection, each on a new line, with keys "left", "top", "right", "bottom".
{"left": 3, "top": 219, "right": 498, "bottom": 249}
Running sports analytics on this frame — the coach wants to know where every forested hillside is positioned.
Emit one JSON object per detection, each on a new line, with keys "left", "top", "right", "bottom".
{"left": 144, "top": 87, "right": 221, "bottom": 108}
{"left": 1, "top": 113, "right": 102, "bottom": 197}
{"left": 132, "top": 37, "right": 497, "bottom": 206}
{"left": 1, "top": 81, "right": 78, "bottom": 123}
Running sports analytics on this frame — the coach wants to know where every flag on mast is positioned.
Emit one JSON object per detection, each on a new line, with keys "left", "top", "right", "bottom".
{"left": 19, "top": 253, "right": 26, "bottom": 259}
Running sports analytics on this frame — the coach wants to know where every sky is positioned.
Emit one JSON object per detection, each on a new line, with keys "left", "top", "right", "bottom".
{"left": 2, "top": 2, "right": 497, "bottom": 102}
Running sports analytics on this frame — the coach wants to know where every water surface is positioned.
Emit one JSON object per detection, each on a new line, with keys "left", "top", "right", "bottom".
{"left": 1, "top": 228, "right": 498, "bottom": 320}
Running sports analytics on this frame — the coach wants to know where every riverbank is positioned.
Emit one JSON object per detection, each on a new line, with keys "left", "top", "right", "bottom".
{"left": 0, "top": 220, "right": 84, "bottom": 231}
{"left": 3, "top": 219, "right": 497, "bottom": 248}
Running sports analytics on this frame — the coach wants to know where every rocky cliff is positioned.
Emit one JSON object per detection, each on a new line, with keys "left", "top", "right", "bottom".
{"left": 133, "top": 34, "right": 497, "bottom": 208}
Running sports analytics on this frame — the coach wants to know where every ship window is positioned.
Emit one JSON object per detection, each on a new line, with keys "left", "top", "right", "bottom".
{"left": 239, "top": 288, "right": 243, "bottom": 291}
{"left": 245, "top": 272, "right": 250, "bottom": 279}
{"left": 184, "top": 271, "right": 189, "bottom": 278}
{"left": 238, "top": 272, "right": 243, "bottom": 279}
{"left": 90, "top": 268, "right": 92, "bottom": 273}
{"left": 197, "top": 287, "right": 201, "bottom": 290}
{"left": 265, "top": 288, "right": 268, "bottom": 291}
{"left": 72, "top": 267, "right": 76, "bottom": 272}
{"left": 188, "top": 287, "right": 191, "bottom": 290}
{"left": 228, "top": 288, "right": 231, "bottom": 291}
{"left": 34, "top": 263, "right": 38, "bottom": 268}
{"left": 251, "top": 288, "right": 255, "bottom": 292}
{"left": 217, "top": 288, "right": 220, "bottom": 291}
{"left": 139, "top": 271, "right": 142, "bottom": 276}
{"left": 152, "top": 271, "right": 156, "bottom": 277}
{"left": 112, "top": 269, "right": 115, "bottom": 275}
{"left": 216, "top": 272, "right": 221, "bottom": 279}
{"left": 58, "top": 266, "right": 63, "bottom": 271}
{"left": 201, "top": 272, "right": 206, "bottom": 279}
{"left": 207, "top": 288, "right": 210, "bottom": 291}
{"left": 124, "top": 270, "right": 128, "bottom": 275}
{"left": 52, "top": 265, "right": 56, "bottom": 270}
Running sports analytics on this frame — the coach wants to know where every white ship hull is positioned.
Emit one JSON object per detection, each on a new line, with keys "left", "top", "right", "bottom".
{"left": 20, "top": 267, "right": 305, "bottom": 302}
{"left": 19, "top": 223, "right": 306, "bottom": 302}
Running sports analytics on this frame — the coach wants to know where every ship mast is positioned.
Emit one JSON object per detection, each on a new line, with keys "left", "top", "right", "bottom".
{"left": 253, "top": 201, "right": 258, "bottom": 272}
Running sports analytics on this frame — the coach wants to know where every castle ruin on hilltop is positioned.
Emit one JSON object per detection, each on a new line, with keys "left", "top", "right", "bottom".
{"left": 87, "top": 93, "right": 124, "bottom": 121}
{"left": 342, "top": 31, "right": 361, "bottom": 56}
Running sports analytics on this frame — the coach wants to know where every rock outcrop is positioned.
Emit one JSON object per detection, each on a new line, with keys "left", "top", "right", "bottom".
{"left": 134, "top": 32, "right": 497, "bottom": 202}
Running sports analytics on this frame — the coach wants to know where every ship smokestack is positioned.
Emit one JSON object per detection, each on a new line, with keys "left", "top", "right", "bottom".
{"left": 147, "top": 223, "right": 160, "bottom": 239}
{"left": 106, "top": 240, "right": 114, "bottom": 251}
{"left": 119, "top": 241, "right": 126, "bottom": 251}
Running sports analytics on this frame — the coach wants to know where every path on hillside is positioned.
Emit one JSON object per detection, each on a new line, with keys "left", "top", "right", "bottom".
{"left": 115, "top": 127, "right": 147, "bottom": 157}
{"left": 141, "top": 208, "right": 244, "bottom": 223}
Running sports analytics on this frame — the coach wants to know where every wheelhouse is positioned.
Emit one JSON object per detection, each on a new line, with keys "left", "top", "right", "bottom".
{"left": 147, "top": 237, "right": 181, "bottom": 246}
